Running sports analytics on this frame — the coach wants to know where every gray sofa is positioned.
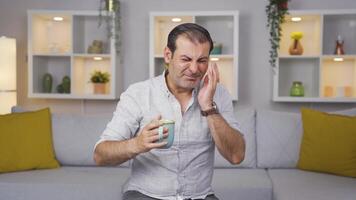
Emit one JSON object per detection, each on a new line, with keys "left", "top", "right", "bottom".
{"left": 0, "top": 108, "right": 355, "bottom": 200}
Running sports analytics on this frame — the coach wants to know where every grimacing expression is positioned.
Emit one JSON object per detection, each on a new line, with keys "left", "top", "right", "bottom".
{"left": 165, "top": 36, "right": 211, "bottom": 90}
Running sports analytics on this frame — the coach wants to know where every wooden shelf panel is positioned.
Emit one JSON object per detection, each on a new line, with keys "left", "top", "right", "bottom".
{"left": 28, "top": 10, "right": 120, "bottom": 99}
{"left": 31, "top": 13, "right": 72, "bottom": 54}
{"left": 150, "top": 11, "right": 239, "bottom": 100}
{"left": 279, "top": 14, "right": 321, "bottom": 56}
{"left": 278, "top": 58, "right": 320, "bottom": 97}
{"left": 195, "top": 15, "right": 235, "bottom": 55}
{"left": 323, "top": 14, "right": 356, "bottom": 55}
{"left": 32, "top": 56, "right": 71, "bottom": 94}
{"left": 73, "top": 15, "right": 111, "bottom": 54}
{"left": 274, "top": 10, "right": 356, "bottom": 102}
{"left": 72, "top": 56, "right": 112, "bottom": 96}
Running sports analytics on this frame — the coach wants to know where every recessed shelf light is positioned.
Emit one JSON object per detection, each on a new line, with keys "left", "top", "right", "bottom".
{"left": 53, "top": 17, "right": 64, "bottom": 21}
{"left": 93, "top": 57, "right": 103, "bottom": 61}
{"left": 291, "top": 17, "right": 302, "bottom": 22}
{"left": 333, "top": 57, "right": 344, "bottom": 62}
{"left": 210, "top": 57, "right": 219, "bottom": 61}
{"left": 171, "top": 18, "right": 182, "bottom": 22}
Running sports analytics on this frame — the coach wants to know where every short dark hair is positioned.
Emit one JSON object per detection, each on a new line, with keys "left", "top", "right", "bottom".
{"left": 167, "top": 23, "right": 213, "bottom": 55}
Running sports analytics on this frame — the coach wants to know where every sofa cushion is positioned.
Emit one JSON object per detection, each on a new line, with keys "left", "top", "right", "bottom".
{"left": 256, "top": 108, "right": 356, "bottom": 168}
{"left": 268, "top": 169, "right": 356, "bottom": 200}
{"left": 0, "top": 166, "right": 130, "bottom": 200}
{"left": 214, "top": 108, "right": 256, "bottom": 168}
{"left": 0, "top": 108, "right": 60, "bottom": 173}
{"left": 298, "top": 108, "right": 356, "bottom": 177}
{"left": 212, "top": 169, "right": 272, "bottom": 200}
{"left": 51, "top": 113, "right": 129, "bottom": 167}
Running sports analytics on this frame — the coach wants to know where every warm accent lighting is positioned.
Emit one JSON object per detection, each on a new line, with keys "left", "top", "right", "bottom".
{"left": 171, "top": 18, "right": 182, "bottom": 22}
{"left": 333, "top": 57, "right": 344, "bottom": 62}
{"left": 291, "top": 17, "right": 302, "bottom": 22}
{"left": 210, "top": 57, "right": 220, "bottom": 61}
{"left": 53, "top": 16, "right": 64, "bottom": 21}
{"left": 0, "top": 36, "right": 17, "bottom": 114}
{"left": 93, "top": 57, "right": 103, "bottom": 61}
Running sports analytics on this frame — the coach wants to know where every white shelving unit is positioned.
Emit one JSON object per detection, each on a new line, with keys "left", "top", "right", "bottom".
{"left": 274, "top": 9, "right": 356, "bottom": 102}
{"left": 28, "top": 10, "right": 121, "bottom": 99}
{"left": 149, "top": 11, "right": 239, "bottom": 100}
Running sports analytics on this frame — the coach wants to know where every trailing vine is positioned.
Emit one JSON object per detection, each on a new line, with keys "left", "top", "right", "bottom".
{"left": 99, "top": 0, "right": 121, "bottom": 54}
{"left": 266, "top": 0, "right": 289, "bottom": 69}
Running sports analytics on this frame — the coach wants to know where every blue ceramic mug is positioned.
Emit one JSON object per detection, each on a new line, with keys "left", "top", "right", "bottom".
{"left": 157, "top": 119, "right": 175, "bottom": 148}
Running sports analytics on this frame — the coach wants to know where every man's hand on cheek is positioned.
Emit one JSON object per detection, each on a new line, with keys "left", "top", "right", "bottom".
{"left": 198, "top": 63, "right": 219, "bottom": 110}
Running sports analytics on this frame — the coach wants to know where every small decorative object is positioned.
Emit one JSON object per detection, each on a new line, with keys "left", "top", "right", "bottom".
{"left": 42, "top": 73, "right": 53, "bottom": 93}
{"left": 87, "top": 40, "right": 104, "bottom": 54}
{"left": 290, "top": 81, "right": 304, "bottom": 97}
{"left": 99, "top": 0, "right": 121, "bottom": 54}
{"left": 336, "top": 86, "right": 353, "bottom": 97}
{"left": 56, "top": 84, "right": 64, "bottom": 93}
{"left": 211, "top": 42, "right": 222, "bottom": 55}
{"left": 334, "top": 35, "right": 345, "bottom": 55}
{"left": 62, "top": 76, "right": 71, "bottom": 93}
{"left": 344, "top": 86, "right": 352, "bottom": 97}
{"left": 289, "top": 32, "right": 304, "bottom": 55}
{"left": 266, "top": 0, "right": 290, "bottom": 69}
{"left": 324, "top": 86, "right": 333, "bottom": 97}
{"left": 90, "top": 70, "right": 110, "bottom": 94}
{"left": 56, "top": 76, "right": 71, "bottom": 94}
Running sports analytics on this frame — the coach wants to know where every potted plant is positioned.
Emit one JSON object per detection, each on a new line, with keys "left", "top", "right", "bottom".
{"left": 90, "top": 70, "right": 110, "bottom": 94}
{"left": 98, "top": 0, "right": 121, "bottom": 54}
{"left": 266, "top": 0, "right": 290, "bottom": 69}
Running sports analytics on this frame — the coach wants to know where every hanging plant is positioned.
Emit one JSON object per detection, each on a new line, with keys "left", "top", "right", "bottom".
{"left": 99, "top": 0, "right": 121, "bottom": 54}
{"left": 266, "top": 0, "right": 290, "bottom": 69}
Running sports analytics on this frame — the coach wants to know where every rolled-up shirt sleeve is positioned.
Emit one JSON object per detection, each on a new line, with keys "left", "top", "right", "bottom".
{"left": 94, "top": 86, "right": 142, "bottom": 149}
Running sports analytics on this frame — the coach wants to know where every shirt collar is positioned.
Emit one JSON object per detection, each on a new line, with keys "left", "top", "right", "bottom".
{"left": 159, "top": 70, "right": 200, "bottom": 98}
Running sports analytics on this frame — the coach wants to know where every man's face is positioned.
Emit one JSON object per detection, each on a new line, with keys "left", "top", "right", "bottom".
{"left": 164, "top": 36, "right": 210, "bottom": 90}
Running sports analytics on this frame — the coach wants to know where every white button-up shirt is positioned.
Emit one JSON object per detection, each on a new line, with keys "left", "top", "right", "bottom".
{"left": 95, "top": 71, "right": 241, "bottom": 199}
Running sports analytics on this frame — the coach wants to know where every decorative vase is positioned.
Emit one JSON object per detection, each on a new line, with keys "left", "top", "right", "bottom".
{"left": 56, "top": 84, "right": 64, "bottom": 93}
{"left": 290, "top": 81, "right": 304, "bottom": 97}
{"left": 42, "top": 73, "right": 53, "bottom": 93}
{"left": 334, "top": 35, "right": 345, "bottom": 55}
{"left": 211, "top": 42, "right": 222, "bottom": 55}
{"left": 94, "top": 83, "right": 106, "bottom": 94}
{"left": 62, "top": 76, "right": 71, "bottom": 93}
{"left": 289, "top": 39, "right": 303, "bottom": 55}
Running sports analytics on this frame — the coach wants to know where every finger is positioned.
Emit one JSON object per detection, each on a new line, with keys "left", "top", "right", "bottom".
{"left": 208, "top": 64, "right": 214, "bottom": 87}
{"left": 202, "top": 70, "right": 209, "bottom": 86}
{"left": 149, "top": 132, "right": 169, "bottom": 142}
{"left": 149, "top": 141, "right": 168, "bottom": 149}
{"left": 155, "top": 115, "right": 162, "bottom": 121}
{"left": 213, "top": 63, "right": 220, "bottom": 83}
{"left": 148, "top": 127, "right": 168, "bottom": 136}
{"left": 145, "top": 115, "right": 163, "bottom": 131}
{"left": 211, "top": 63, "right": 218, "bottom": 87}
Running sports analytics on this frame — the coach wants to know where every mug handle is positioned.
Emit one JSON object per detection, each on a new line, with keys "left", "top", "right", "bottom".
{"left": 158, "top": 126, "right": 164, "bottom": 142}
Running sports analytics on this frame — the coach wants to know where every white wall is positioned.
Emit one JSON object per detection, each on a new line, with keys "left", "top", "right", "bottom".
{"left": 1, "top": 0, "right": 356, "bottom": 114}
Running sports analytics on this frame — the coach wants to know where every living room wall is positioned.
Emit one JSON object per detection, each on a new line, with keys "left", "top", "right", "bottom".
{"left": 1, "top": 0, "right": 356, "bottom": 114}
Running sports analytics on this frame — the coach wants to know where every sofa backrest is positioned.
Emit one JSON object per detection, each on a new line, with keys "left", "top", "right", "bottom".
{"left": 256, "top": 107, "right": 356, "bottom": 169}
{"left": 214, "top": 108, "right": 256, "bottom": 168}
{"left": 52, "top": 108, "right": 257, "bottom": 169}
{"left": 51, "top": 113, "right": 130, "bottom": 167}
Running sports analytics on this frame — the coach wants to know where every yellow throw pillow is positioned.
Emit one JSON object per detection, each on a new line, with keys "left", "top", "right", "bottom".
{"left": 0, "top": 108, "right": 60, "bottom": 173}
{"left": 297, "top": 108, "right": 356, "bottom": 177}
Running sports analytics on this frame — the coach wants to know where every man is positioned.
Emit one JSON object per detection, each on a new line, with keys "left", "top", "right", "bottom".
{"left": 94, "top": 23, "right": 245, "bottom": 200}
